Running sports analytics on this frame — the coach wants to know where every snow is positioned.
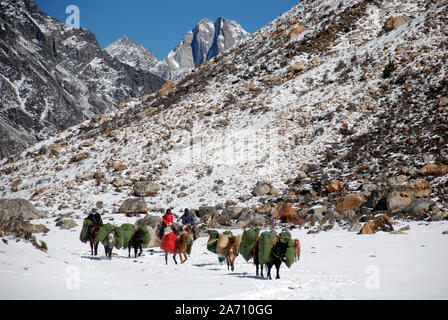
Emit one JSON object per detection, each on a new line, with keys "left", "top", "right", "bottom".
{"left": 0, "top": 220, "right": 447, "bottom": 299}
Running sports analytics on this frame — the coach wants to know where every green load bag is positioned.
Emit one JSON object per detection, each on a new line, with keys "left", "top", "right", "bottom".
{"left": 285, "top": 245, "right": 295, "bottom": 268}
{"left": 258, "top": 231, "right": 276, "bottom": 265}
{"left": 207, "top": 230, "right": 219, "bottom": 254}
{"left": 139, "top": 225, "right": 151, "bottom": 247}
{"left": 223, "top": 230, "right": 233, "bottom": 236}
{"left": 95, "top": 223, "right": 117, "bottom": 242}
{"left": 114, "top": 227, "right": 124, "bottom": 249}
{"left": 121, "top": 223, "right": 135, "bottom": 248}
{"left": 278, "top": 231, "right": 292, "bottom": 245}
{"left": 240, "top": 229, "right": 260, "bottom": 261}
{"left": 79, "top": 219, "right": 93, "bottom": 243}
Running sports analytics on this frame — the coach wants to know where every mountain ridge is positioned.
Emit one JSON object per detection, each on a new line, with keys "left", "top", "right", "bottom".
{"left": 0, "top": 0, "right": 164, "bottom": 158}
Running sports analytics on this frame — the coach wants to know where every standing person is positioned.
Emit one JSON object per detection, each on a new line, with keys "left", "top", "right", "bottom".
{"left": 181, "top": 208, "right": 197, "bottom": 239}
{"left": 159, "top": 208, "right": 177, "bottom": 239}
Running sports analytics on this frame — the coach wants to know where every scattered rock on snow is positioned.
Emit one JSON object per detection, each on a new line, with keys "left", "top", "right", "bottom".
{"left": 133, "top": 181, "right": 159, "bottom": 197}
{"left": 358, "top": 215, "right": 394, "bottom": 235}
{"left": 55, "top": 219, "right": 77, "bottom": 229}
{"left": 387, "top": 179, "right": 432, "bottom": 211}
{"left": 117, "top": 198, "right": 149, "bottom": 214}
{"left": 0, "top": 198, "right": 46, "bottom": 222}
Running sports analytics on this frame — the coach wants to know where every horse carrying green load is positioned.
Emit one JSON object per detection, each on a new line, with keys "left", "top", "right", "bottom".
{"left": 240, "top": 229, "right": 260, "bottom": 261}
{"left": 79, "top": 219, "right": 93, "bottom": 243}
{"left": 278, "top": 231, "right": 295, "bottom": 268}
{"left": 207, "top": 230, "right": 220, "bottom": 254}
{"left": 258, "top": 231, "right": 277, "bottom": 265}
{"left": 121, "top": 223, "right": 136, "bottom": 248}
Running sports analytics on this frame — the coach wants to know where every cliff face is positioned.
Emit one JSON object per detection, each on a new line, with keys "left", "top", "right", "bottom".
{"left": 0, "top": 0, "right": 164, "bottom": 158}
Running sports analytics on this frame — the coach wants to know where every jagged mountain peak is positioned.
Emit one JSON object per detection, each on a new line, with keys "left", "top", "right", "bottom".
{"left": 106, "top": 16, "right": 249, "bottom": 81}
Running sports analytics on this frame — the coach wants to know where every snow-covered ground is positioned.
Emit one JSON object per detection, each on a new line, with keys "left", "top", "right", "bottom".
{"left": 1, "top": 219, "right": 447, "bottom": 300}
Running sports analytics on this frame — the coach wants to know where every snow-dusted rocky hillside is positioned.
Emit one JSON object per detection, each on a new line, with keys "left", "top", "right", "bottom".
{"left": 0, "top": 0, "right": 164, "bottom": 159}
{"left": 0, "top": 0, "right": 448, "bottom": 300}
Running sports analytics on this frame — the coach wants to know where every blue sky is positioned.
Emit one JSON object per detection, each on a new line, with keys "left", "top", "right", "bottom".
{"left": 34, "top": 0, "right": 298, "bottom": 60}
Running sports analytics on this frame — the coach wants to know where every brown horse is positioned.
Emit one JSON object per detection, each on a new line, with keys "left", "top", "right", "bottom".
{"left": 89, "top": 225, "right": 101, "bottom": 256}
{"left": 224, "top": 236, "right": 239, "bottom": 272}
{"left": 172, "top": 232, "right": 190, "bottom": 264}
{"left": 293, "top": 239, "right": 301, "bottom": 261}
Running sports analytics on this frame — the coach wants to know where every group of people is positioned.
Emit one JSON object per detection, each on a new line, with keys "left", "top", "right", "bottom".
{"left": 84, "top": 207, "right": 196, "bottom": 240}
{"left": 158, "top": 208, "right": 196, "bottom": 239}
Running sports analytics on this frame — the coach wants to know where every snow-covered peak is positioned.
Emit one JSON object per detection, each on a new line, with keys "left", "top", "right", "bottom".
{"left": 105, "top": 35, "right": 160, "bottom": 72}
{"left": 152, "top": 16, "right": 250, "bottom": 80}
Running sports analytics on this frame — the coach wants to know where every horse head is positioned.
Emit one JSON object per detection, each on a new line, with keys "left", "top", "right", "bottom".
{"left": 273, "top": 240, "right": 289, "bottom": 263}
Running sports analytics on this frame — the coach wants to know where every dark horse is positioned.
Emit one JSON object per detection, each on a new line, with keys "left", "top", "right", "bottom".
{"left": 128, "top": 227, "right": 144, "bottom": 258}
{"left": 253, "top": 235, "right": 289, "bottom": 279}
{"left": 89, "top": 225, "right": 101, "bottom": 256}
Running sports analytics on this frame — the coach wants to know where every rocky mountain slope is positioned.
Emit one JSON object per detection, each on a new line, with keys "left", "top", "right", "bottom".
{"left": 0, "top": 0, "right": 164, "bottom": 159}
{"left": 106, "top": 17, "right": 249, "bottom": 81}
{"left": 1, "top": 0, "right": 447, "bottom": 233}
{"left": 104, "top": 35, "right": 160, "bottom": 73}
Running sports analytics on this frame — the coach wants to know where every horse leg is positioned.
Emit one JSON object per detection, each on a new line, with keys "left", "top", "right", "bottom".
{"left": 165, "top": 251, "right": 168, "bottom": 265}
{"left": 128, "top": 245, "right": 131, "bottom": 258}
{"left": 94, "top": 242, "right": 98, "bottom": 256}
{"left": 173, "top": 253, "right": 178, "bottom": 265}
{"left": 275, "top": 260, "right": 281, "bottom": 279}
{"left": 138, "top": 245, "right": 142, "bottom": 257}
{"left": 266, "top": 262, "right": 273, "bottom": 280}
{"left": 182, "top": 252, "right": 187, "bottom": 264}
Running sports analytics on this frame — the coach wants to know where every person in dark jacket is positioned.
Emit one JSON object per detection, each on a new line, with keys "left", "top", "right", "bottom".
{"left": 181, "top": 208, "right": 196, "bottom": 239}
{"left": 86, "top": 208, "right": 103, "bottom": 238}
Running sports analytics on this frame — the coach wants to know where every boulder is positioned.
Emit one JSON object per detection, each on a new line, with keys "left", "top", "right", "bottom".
{"left": 56, "top": 219, "right": 77, "bottom": 230}
{"left": 288, "top": 25, "right": 306, "bottom": 41}
{"left": 0, "top": 198, "right": 46, "bottom": 222}
{"left": 136, "top": 214, "right": 162, "bottom": 230}
{"left": 157, "top": 80, "right": 175, "bottom": 96}
{"left": 223, "top": 206, "right": 244, "bottom": 219}
{"left": 0, "top": 217, "right": 49, "bottom": 237}
{"left": 273, "top": 203, "right": 297, "bottom": 223}
{"left": 288, "top": 62, "right": 306, "bottom": 73}
{"left": 358, "top": 215, "right": 394, "bottom": 234}
{"left": 133, "top": 181, "right": 159, "bottom": 197}
{"left": 383, "top": 16, "right": 409, "bottom": 32}
{"left": 336, "top": 194, "right": 366, "bottom": 213}
{"left": 387, "top": 179, "right": 431, "bottom": 211}
{"left": 309, "top": 205, "right": 326, "bottom": 223}
{"left": 69, "top": 153, "right": 89, "bottom": 163}
{"left": 402, "top": 199, "right": 432, "bottom": 215}
{"left": 197, "top": 206, "right": 218, "bottom": 221}
{"left": 419, "top": 163, "right": 448, "bottom": 177}
{"left": 326, "top": 181, "right": 343, "bottom": 193}
{"left": 252, "top": 181, "right": 274, "bottom": 197}
{"left": 113, "top": 163, "right": 127, "bottom": 172}
{"left": 117, "top": 198, "right": 149, "bottom": 214}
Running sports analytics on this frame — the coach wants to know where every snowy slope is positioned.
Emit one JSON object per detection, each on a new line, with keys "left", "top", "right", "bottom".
{"left": 0, "top": 219, "right": 447, "bottom": 299}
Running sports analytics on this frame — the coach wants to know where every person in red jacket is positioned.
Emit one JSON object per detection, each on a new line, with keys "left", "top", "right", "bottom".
{"left": 159, "top": 208, "right": 177, "bottom": 239}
